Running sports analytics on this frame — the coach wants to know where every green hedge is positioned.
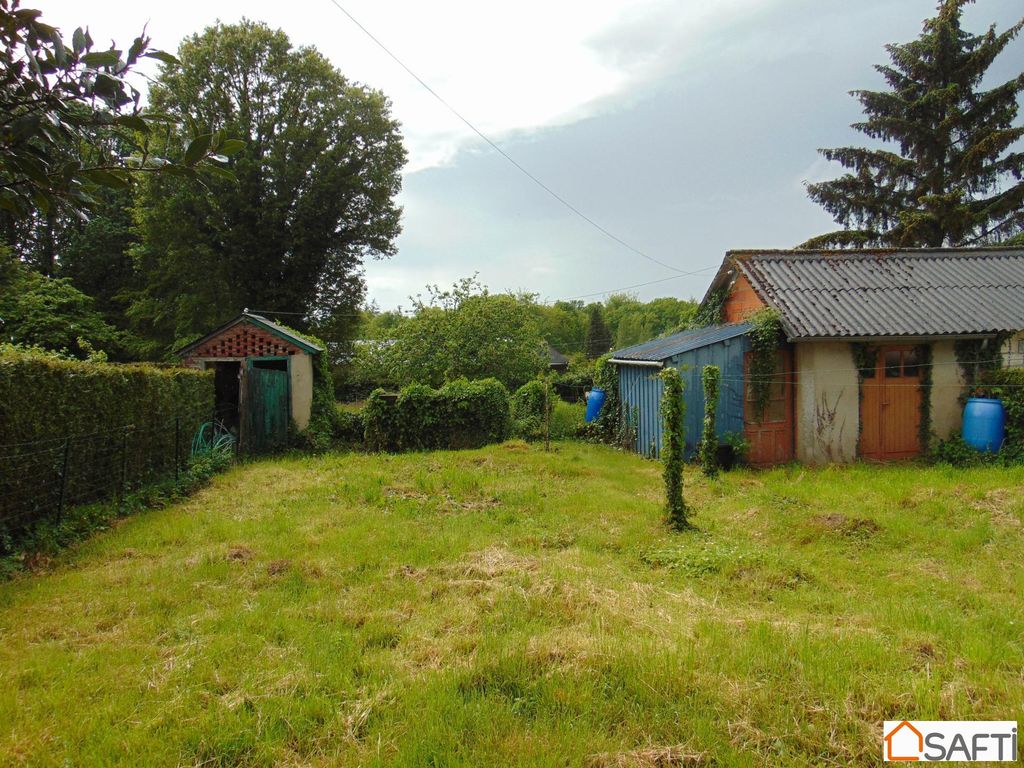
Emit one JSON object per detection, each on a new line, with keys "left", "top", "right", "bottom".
{"left": 365, "top": 378, "right": 510, "bottom": 452}
{"left": 0, "top": 345, "right": 213, "bottom": 543}
{"left": 511, "top": 379, "right": 551, "bottom": 440}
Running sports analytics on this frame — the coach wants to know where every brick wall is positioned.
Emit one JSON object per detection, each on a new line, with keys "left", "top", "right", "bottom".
{"left": 183, "top": 320, "right": 305, "bottom": 366}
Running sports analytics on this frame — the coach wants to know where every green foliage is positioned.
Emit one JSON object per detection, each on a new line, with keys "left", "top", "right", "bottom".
{"left": 0, "top": 344, "right": 213, "bottom": 548}
{"left": 698, "top": 365, "right": 721, "bottom": 478}
{"left": 549, "top": 400, "right": 585, "bottom": 440}
{"left": 364, "top": 379, "right": 510, "bottom": 453}
{"left": 511, "top": 378, "right": 553, "bottom": 441}
{"left": 954, "top": 337, "right": 1006, "bottom": 386}
{"left": 0, "top": 0, "right": 230, "bottom": 221}
{"left": 916, "top": 344, "right": 934, "bottom": 452}
{"left": 693, "top": 287, "right": 726, "bottom": 328}
{"left": 659, "top": 367, "right": 689, "bottom": 530}
{"left": 747, "top": 308, "right": 784, "bottom": 420}
{"left": 0, "top": 251, "right": 120, "bottom": 358}
{"left": 973, "top": 368, "right": 1024, "bottom": 463}
{"left": 381, "top": 278, "right": 546, "bottom": 391}
{"left": 803, "top": 1, "right": 1024, "bottom": 247}
{"left": 1, "top": 440, "right": 232, "bottom": 577}
{"left": 128, "top": 20, "right": 405, "bottom": 351}
{"left": 581, "top": 354, "right": 635, "bottom": 448}
{"left": 602, "top": 295, "right": 698, "bottom": 349}
{"left": 584, "top": 304, "right": 611, "bottom": 359}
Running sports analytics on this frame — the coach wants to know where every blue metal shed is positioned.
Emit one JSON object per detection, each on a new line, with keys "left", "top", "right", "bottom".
{"left": 611, "top": 323, "right": 750, "bottom": 458}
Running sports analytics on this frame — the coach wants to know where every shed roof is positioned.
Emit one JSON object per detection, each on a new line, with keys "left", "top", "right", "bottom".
{"left": 724, "top": 247, "right": 1024, "bottom": 339}
{"left": 177, "top": 312, "right": 324, "bottom": 356}
{"left": 610, "top": 322, "right": 751, "bottom": 363}
{"left": 548, "top": 345, "right": 570, "bottom": 367}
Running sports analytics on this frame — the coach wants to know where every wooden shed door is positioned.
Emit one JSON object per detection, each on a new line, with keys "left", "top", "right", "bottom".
{"left": 860, "top": 346, "right": 921, "bottom": 460}
{"left": 245, "top": 363, "right": 290, "bottom": 452}
{"left": 744, "top": 350, "right": 794, "bottom": 466}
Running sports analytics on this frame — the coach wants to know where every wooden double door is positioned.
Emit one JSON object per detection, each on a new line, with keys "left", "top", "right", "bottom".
{"left": 859, "top": 346, "right": 922, "bottom": 460}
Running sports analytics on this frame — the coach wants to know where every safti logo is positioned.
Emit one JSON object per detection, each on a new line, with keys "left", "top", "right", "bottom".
{"left": 884, "top": 721, "right": 1018, "bottom": 762}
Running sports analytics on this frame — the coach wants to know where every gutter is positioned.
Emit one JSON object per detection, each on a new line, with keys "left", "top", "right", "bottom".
{"left": 608, "top": 358, "right": 663, "bottom": 368}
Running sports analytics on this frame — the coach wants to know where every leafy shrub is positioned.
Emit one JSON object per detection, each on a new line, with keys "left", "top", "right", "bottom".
{"left": 698, "top": 365, "right": 721, "bottom": 478}
{"left": 974, "top": 368, "right": 1024, "bottom": 463}
{"left": 932, "top": 432, "right": 998, "bottom": 467}
{"left": 511, "top": 379, "right": 551, "bottom": 440}
{"left": 365, "top": 378, "right": 510, "bottom": 452}
{"left": 334, "top": 408, "right": 366, "bottom": 446}
{"left": 659, "top": 367, "right": 690, "bottom": 530}
{"left": 550, "top": 400, "right": 585, "bottom": 440}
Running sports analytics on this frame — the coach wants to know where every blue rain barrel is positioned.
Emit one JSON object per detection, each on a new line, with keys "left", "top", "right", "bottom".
{"left": 962, "top": 397, "right": 1006, "bottom": 453}
{"left": 585, "top": 387, "right": 606, "bottom": 423}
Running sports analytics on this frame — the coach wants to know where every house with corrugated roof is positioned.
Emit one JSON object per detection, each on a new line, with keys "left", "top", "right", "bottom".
{"left": 610, "top": 247, "right": 1024, "bottom": 465}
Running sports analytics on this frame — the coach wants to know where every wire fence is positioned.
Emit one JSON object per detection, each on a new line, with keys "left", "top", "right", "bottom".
{"left": 0, "top": 405, "right": 236, "bottom": 547}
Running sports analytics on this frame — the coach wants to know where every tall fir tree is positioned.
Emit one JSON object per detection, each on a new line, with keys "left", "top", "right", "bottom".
{"left": 803, "top": 1, "right": 1024, "bottom": 249}
{"left": 584, "top": 304, "right": 611, "bottom": 359}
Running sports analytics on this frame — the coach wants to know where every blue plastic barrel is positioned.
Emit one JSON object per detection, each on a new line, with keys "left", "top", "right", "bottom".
{"left": 585, "top": 387, "right": 606, "bottom": 423}
{"left": 962, "top": 397, "right": 1006, "bottom": 453}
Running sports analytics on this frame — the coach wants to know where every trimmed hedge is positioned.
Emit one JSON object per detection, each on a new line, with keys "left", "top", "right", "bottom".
{"left": 365, "top": 378, "right": 510, "bottom": 452}
{"left": 0, "top": 345, "right": 213, "bottom": 543}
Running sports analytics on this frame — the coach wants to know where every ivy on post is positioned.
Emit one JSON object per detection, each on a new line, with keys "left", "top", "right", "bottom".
{"left": 659, "top": 367, "right": 690, "bottom": 530}
{"left": 747, "top": 308, "right": 785, "bottom": 420}
{"left": 699, "top": 365, "right": 721, "bottom": 478}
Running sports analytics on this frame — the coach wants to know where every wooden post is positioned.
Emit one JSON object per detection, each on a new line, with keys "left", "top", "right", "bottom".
{"left": 56, "top": 438, "right": 70, "bottom": 523}
{"left": 120, "top": 427, "right": 130, "bottom": 504}
{"left": 544, "top": 376, "right": 551, "bottom": 452}
{"left": 174, "top": 417, "right": 181, "bottom": 482}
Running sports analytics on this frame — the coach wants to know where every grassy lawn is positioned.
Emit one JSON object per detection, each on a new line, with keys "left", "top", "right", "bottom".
{"left": 1, "top": 443, "right": 1022, "bottom": 767}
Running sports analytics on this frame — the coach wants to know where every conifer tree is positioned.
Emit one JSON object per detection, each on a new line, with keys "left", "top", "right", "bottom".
{"left": 585, "top": 304, "right": 611, "bottom": 359}
{"left": 803, "top": 1, "right": 1024, "bottom": 248}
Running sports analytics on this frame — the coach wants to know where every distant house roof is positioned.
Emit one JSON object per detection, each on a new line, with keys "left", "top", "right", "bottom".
{"left": 610, "top": 323, "right": 751, "bottom": 363}
{"left": 548, "top": 344, "right": 569, "bottom": 367}
{"left": 177, "top": 312, "right": 324, "bottom": 356}
{"left": 711, "top": 247, "right": 1024, "bottom": 339}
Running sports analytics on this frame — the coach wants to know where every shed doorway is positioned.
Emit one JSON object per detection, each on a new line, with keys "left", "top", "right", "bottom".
{"left": 212, "top": 362, "right": 241, "bottom": 434}
{"left": 860, "top": 346, "right": 921, "bottom": 460}
{"left": 744, "top": 349, "right": 794, "bottom": 466}
{"left": 244, "top": 358, "right": 291, "bottom": 453}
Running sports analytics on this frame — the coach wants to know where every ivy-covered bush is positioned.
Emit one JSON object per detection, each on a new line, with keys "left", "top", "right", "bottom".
{"left": 364, "top": 378, "right": 511, "bottom": 452}
{"left": 698, "top": 365, "right": 720, "bottom": 478}
{"left": 0, "top": 345, "right": 213, "bottom": 545}
{"left": 973, "top": 368, "right": 1024, "bottom": 463}
{"left": 659, "top": 367, "right": 690, "bottom": 530}
{"left": 581, "top": 354, "right": 635, "bottom": 448}
{"left": 511, "top": 379, "right": 552, "bottom": 440}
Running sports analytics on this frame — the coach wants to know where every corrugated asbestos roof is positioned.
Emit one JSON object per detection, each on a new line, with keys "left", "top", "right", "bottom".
{"left": 734, "top": 248, "right": 1024, "bottom": 339}
{"left": 611, "top": 322, "right": 751, "bottom": 363}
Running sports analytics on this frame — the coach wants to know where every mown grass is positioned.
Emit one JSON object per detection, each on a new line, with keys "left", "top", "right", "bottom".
{"left": 0, "top": 443, "right": 1021, "bottom": 767}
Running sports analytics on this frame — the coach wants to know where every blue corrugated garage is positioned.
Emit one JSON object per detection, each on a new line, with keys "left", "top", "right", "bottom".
{"left": 611, "top": 323, "right": 750, "bottom": 458}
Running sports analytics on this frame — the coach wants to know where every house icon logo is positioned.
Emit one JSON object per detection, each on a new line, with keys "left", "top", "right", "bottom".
{"left": 885, "top": 720, "right": 924, "bottom": 761}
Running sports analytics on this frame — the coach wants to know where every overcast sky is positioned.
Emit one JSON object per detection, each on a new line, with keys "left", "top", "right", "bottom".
{"left": 41, "top": 0, "right": 1024, "bottom": 310}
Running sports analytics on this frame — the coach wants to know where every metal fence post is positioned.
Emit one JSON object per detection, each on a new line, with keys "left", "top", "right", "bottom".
{"left": 56, "top": 437, "right": 70, "bottom": 524}
{"left": 175, "top": 417, "right": 181, "bottom": 482}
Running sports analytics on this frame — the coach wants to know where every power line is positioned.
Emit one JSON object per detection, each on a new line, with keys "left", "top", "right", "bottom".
{"left": 559, "top": 266, "right": 720, "bottom": 302}
{"left": 322, "top": 0, "right": 691, "bottom": 276}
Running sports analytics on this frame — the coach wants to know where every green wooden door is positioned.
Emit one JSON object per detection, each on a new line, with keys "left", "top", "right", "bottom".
{"left": 246, "top": 365, "right": 290, "bottom": 452}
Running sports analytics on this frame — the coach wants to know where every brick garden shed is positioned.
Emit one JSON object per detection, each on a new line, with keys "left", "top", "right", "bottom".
{"left": 178, "top": 312, "right": 323, "bottom": 452}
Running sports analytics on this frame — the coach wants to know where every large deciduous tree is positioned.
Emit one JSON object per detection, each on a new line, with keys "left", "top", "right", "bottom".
{"left": 128, "top": 20, "right": 406, "bottom": 352}
{"left": 0, "top": 0, "right": 227, "bottom": 225}
{"left": 802, "top": 0, "right": 1024, "bottom": 248}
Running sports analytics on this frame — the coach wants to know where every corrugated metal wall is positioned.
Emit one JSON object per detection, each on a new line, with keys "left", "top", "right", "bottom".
{"left": 617, "top": 334, "right": 749, "bottom": 458}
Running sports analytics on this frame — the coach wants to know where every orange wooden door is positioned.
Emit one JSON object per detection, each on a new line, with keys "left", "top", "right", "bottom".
{"left": 859, "top": 346, "right": 921, "bottom": 460}
{"left": 744, "top": 349, "right": 794, "bottom": 466}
